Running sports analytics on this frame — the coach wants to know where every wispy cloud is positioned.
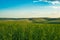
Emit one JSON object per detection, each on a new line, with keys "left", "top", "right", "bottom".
{"left": 33, "top": 0, "right": 60, "bottom": 5}
{"left": 52, "top": 6, "right": 60, "bottom": 9}
{"left": 48, "top": 1, "right": 60, "bottom": 5}
{"left": 33, "top": 0, "right": 60, "bottom": 9}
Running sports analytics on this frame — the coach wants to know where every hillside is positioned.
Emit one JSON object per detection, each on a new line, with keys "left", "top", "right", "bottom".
{"left": 0, "top": 18, "right": 60, "bottom": 24}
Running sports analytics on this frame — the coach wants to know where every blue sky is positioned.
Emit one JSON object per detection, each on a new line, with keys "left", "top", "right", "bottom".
{"left": 0, "top": 0, "right": 60, "bottom": 18}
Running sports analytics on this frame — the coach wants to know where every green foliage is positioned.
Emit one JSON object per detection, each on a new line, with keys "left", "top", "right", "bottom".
{"left": 0, "top": 20, "right": 60, "bottom": 40}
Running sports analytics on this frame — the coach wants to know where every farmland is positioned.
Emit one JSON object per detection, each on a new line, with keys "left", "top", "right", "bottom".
{"left": 0, "top": 18, "right": 60, "bottom": 40}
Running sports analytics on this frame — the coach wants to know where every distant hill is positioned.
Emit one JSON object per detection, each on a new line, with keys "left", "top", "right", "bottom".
{"left": 0, "top": 18, "right": 60, "bottom": 24}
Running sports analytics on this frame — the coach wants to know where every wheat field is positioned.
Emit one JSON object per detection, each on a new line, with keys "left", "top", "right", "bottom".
{"left": 0, "top": 20, "right": 60, "bottom": 40}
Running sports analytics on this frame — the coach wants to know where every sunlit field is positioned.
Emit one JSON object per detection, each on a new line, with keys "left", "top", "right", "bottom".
{"left": 0, "top": 20, "right": 60, "bottom": 40}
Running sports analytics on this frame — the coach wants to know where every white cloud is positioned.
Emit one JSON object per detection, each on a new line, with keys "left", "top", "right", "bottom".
{"left": 33, "top": 0, "right": 60, "bottom": 5}
{"left": 52, "top": 6, "right": 60, "bottom": 9}
{"left": 49, "top": 6, "right": 60, "bottom": 9}
{"left": 49, "top": 1, "right": 60, "bottom": 5}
